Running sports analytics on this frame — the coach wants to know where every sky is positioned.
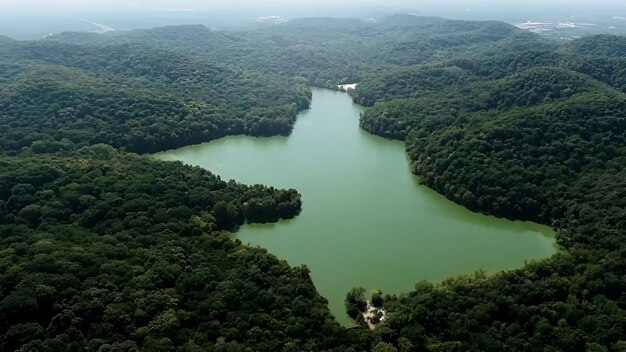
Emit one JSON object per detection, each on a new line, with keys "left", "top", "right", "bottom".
{"left": 2, "top": 0, "right": 626, "bottom": 16}
{"left": 1, "top": 0, "right": 626, "bottom": 39}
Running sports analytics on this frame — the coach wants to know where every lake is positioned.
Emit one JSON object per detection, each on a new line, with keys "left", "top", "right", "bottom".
{"left": 154, "top": 88, "right": 556, "bottom": 325}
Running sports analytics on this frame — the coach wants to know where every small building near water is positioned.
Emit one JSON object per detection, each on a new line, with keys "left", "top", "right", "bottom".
{"left": 362, "top": 300, "right": 387, "bottom": 330}
{"left": 337, "top": 83, "right": 358, "bottom": 91}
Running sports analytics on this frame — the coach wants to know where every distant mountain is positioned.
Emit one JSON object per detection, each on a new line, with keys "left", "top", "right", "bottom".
{"left": 561, "top": 34, "right": 626, "bottom": 57}
{"left": 47, "top": 15, "right": 527, "bottom": 87}
{"left": 0, "top": 35, "right": 310, "bottom": 154}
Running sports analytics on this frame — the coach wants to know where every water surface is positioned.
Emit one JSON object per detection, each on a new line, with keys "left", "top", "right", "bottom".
{"left": 154, "top": 88, "right": 556, "bottom": 325}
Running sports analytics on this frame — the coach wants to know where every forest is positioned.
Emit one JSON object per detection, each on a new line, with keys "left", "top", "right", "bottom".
{"left": 0, "top": 14, "right": 624, "bottom": 351}
{"left": 0, "top": 38, "right": 311, "bottom": 154}
{"left": 353, "top": 29, "right": 626, "bottom": 351}
{"left": 0, "top": 146, "right": 358, "bottom": 351}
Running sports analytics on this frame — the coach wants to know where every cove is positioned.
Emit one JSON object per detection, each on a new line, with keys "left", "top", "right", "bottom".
{"left": 154, "top": 88, "right": 556, "bottom": 325}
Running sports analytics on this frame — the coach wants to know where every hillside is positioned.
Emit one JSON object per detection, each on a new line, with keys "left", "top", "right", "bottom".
{"left": 49, "top": 15, "right": 524, "bottom": 87}
{"left": 0, "top": 17, "right": 624, "bottom": 351}
{"left": 0, "top": 146, "right": 356, "bottom": 351}
{"left": 560, "top": 34, "right": 626, "bottom": 57}
{"left": 0, "top": 40, "right": 311, "bottom": 154}
{"left": 352, "top": 34, "right": 626, "bottom": 351}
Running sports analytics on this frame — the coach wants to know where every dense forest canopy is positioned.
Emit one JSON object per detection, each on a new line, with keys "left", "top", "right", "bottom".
{"left": 0, "top": 37, "right": 311, "bottom": 154}
{"left": 47, "top": 15, "right": 524, "bottom": 88}
{"left": 0, "top": 14, "right": 624, "bottom": 351}
{"left": 0, "top": 146, "right": 358, "bottom": 351}
{"left": 353, "top": 24, "right": 626, "bottom": 351}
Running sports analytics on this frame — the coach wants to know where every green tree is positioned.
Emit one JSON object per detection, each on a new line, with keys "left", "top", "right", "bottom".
{"left": 345, "top": 287, "right": 367, "bottom": 319}
{"left": 371, "top": 289, "right": 383, "bottom": 308}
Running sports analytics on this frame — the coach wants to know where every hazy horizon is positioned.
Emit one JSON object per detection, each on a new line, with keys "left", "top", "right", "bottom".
{"left": 3, "top": 0, "right": 626, "bottom": 14}
{"left": 2, "top": 0, "right": 626, "bottom": 39}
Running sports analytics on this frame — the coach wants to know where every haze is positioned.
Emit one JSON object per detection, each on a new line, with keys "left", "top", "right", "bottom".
{"left": 1, "top": 0, "right": 626, "bottom": 39}
{"left": 3, "top": 0, "right": 626, "bottom": 14}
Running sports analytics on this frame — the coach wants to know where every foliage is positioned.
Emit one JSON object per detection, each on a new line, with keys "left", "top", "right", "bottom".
{"left": 353, "top": 33, "right": 626, "bottom": 351}
{"left": 0, "top": 146, "right": 360, "bottom": 351}
{"left": 371, "top": 290, "right": 383, "bottom": 308}
{"left": 48, "top": 15, "right": 524, "bottom": 89}
{"left": 0, "top": 39, "right": 311, "bottom": 154}
{"left": 1, "top": 14, "right": 625, "bottom": 351}
{"left": 345, "top": 287, "right": 367, "bottom": 320}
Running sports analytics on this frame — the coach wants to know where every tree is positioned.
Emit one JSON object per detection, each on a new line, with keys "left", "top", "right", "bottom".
{"left": 372, "top": 342, "right": 398, "bottom": 352}
{"left": 371, "top": 289, "right": 384, "bottom": 308}
{"left": 345, "top": 287, "right": 367, "bottom": 319}
{"left": 17, "top": 204, "right": 42, "bottom": 228}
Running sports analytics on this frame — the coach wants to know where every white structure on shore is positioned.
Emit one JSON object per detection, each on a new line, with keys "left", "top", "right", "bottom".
{"left": 362, "top": 300, "right": 387, "bottom": 330}
{"left": 338, "top": 83, "right": 358, "bottom": 91}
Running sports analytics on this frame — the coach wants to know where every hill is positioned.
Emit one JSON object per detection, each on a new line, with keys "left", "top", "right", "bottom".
{"left": 0, "top": 17, "right": 624, "bottom": 351}
{"left": 352, "top": 34, "right": 626, "bottom": 351}
{"left": 0, "top": 146, "right": 355, "bottom": 351}
{"left": 50, "top": 15, "right": 525, "bottom": 87}
{"left": 0, "top": 40, "right": 311, "bottom": 154}
{"left": 561, "top": 34, "right": 626, "bottom": 57}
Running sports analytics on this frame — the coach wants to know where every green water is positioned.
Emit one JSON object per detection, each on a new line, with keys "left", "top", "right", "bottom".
{"left": 154, "top": 88, "right": 556, "bottom": 325}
